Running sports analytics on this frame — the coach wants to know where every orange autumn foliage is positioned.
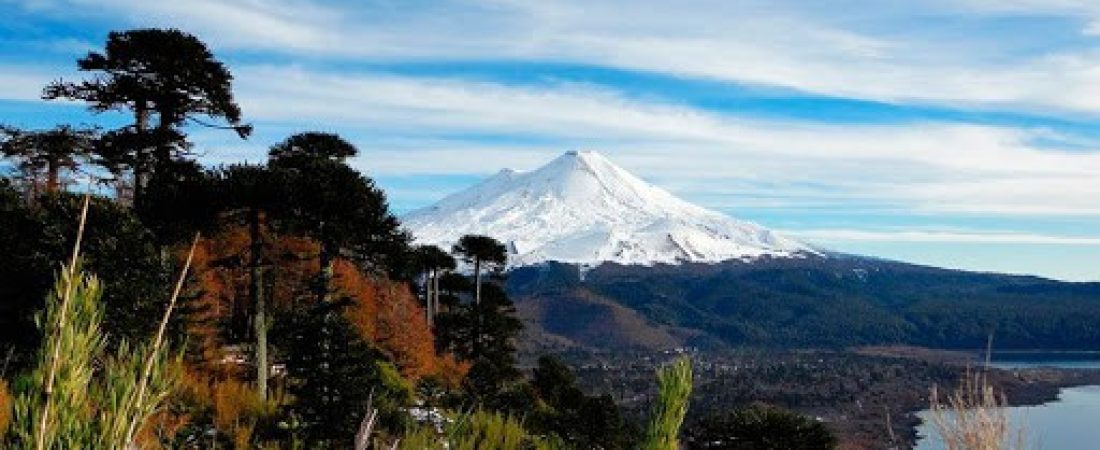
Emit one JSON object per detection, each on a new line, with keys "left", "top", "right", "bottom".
{"left": 334, "top": 259, "right": 440, "bottom": 380}
{"left": 0, "top": 379, "right": 10, "bottom": 434}
{"left": 186, "top": 224, "right": 316, "bottom": 374}
{"left": 185, "top": 223, "right": 465, "bottom": 383}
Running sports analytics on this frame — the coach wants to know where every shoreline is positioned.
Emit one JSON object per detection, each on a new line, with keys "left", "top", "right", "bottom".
{"left": 898, "top": 354, "right": 1100, "bottom": 449}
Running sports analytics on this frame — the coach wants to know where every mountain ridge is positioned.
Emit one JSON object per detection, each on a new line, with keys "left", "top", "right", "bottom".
{"left": 506, "top": 257, "right": 1100, "bottom": 352}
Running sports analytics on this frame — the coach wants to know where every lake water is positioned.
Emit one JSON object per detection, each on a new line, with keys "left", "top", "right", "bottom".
{"left": 915, "top": 357, "right": 1100, "bottom": 450}
{"left": 988, "top": 354, "right": 1100, "bottom": 370}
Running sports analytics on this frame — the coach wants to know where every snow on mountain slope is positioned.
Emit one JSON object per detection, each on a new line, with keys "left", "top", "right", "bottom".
{"left": 403, "top": 151, "right": 817, "bottom": 267}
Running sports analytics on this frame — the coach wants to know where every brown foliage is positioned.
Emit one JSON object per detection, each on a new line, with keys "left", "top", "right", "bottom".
{"left": 185, "top": 224, "right": 462, "bottom": 386}
{"left": 186, "top": 225, "right": 316, "bottom": 373}
{"left": 213, "top": 379, "right": 269, "bottom": 450}
{"left": 334, "top": 259, "right": 439, "bottom": 380}
{"left": 0, "top": 379, "right": 10, "bottom": 435}
{"left": 434, "top": 353, "right": 472, "bottom": 389}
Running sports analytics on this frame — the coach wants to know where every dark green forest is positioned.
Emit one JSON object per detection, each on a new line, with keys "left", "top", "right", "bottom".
{"left": 509, "top": 257, "right": 1100, "bottom": 350}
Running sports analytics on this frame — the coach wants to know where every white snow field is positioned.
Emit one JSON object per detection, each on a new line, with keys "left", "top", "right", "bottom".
{"left": 403, "top": 151, "right": 816, "bottom": 267}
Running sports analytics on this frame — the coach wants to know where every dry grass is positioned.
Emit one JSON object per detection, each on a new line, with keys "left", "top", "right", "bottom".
{"left": 929, "top": 368, "right": 1025, "bottom": 450}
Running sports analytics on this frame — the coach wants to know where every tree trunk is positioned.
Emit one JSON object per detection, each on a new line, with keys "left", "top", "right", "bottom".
{"left": 130, "top": 103, "right": 150, "bottom": 206}
{"left": 318, "top": 243, "right": 334, "bottom": 304}
{"left": 425, "top": 269, "right": 434, "bottom": 328}
{"left": 473, "top": 257, "right": 482, "bottom": 358}
{"left": 432, "top": 269, "right": 441, "bottom": 318}
{"left": 474, "top": 258, "right": 482, "bottom": 305}
{"left": 45, "top": 162, "right": 60, "bottom": 194}
{"left": 250, "top": 208, "right": 268, "bottom": 401}
{"left": 317, "top": 242, "right": 335, "bottom": 422}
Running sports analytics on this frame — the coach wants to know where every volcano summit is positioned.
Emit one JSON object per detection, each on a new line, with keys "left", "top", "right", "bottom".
{"left": 403, "top": 151, "right": 815, "bottom": 267}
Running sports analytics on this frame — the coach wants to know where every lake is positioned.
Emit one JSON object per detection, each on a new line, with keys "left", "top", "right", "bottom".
{"left": 916, "top": 356, "right": 1100, "bottom": 450}
{"left": 987, "top": 353, "right": 1100, "bottom": 370}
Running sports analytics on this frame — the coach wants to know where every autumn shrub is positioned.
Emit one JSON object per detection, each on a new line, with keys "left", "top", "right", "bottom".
{"left": 213, "top": 379, "right": 278, "bottom": 449}
{"left": 0, "top": 379, "right": 10, "bottom": 434}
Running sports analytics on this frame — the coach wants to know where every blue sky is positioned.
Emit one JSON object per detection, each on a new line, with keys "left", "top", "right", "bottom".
{"left": 1, "top": 0, "right": 1099, "bottom": 280}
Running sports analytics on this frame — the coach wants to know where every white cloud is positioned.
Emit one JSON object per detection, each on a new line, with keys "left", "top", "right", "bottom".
{"left": 28, "top": 0, "right": 1100, "bottom": 115}
{"left": 205, "top": 64, "right": 1100, "bottom": 217}
{"left": 788, "top": 228, "right": 1100, "bottom": 245}
{"left": 0, "top": 66, "right": 55, "bottom": 101}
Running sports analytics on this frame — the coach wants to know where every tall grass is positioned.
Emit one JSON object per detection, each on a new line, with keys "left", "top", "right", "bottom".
{"left": 929, "top": 368, "right": 1025, "bottom": 450}
{"left": 4, "top": 196, "right": 194, "bottom": 449}
{"left": 640, "top": 356, "right": 693, "bottom": 450}
{"left": 396, "top": 409, "right": 564, "bottom": 450}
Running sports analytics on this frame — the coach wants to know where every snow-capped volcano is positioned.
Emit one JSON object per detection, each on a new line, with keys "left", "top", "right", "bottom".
{"left": 403, "top": 151, "right": 816, "bottom": 267}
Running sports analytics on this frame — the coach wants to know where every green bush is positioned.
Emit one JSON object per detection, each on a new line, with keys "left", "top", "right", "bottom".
{"left": 641, "top": 357, "right": 693, "bottom": 450}
{"left": 684, "top": 404, "right": 837, "bottom": 450}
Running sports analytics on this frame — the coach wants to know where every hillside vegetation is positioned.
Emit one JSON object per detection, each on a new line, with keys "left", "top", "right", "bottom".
{"left": 509, "top": 258, "right": 1100, "bottom": 350}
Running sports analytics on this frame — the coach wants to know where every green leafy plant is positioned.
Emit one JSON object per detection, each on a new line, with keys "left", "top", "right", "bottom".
{"left": 641, "top": 356, "right": 693, "bottom": 450}
{"left": 4, "top": 197, "right": 193, "bottom": 449}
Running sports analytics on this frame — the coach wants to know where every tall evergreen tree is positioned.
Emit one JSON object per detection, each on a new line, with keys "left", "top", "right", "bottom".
{"left": 44, "top": 28, "right": 250, "bottom": 201}
{"left": 435, "top": 282, "right": 522, "bottom": 405}
{"left": 532, "top": 355, "right": 635, "bottom": 449}
{"left": 452, "top": 235, "right": 507, "bottom": 305}
{"left": 0, "top": 189, "right": 170, "bottom": 370}
{"left": 276, "top": 301, "right": 411, "bottom": 448}
{"left": 216, "top": 164, "right": 287, "bottom": 400}
{"left": 268, "top": 132, "right": 408, "bottom": 303}
{"left": 135, "top": 159, "right": 219, "bottom": 248}
{"left": 0, "top": 125, "right": 95, "bottom": 196}
{"left": 413, "top": 244, "right": 455, "bottom": 327}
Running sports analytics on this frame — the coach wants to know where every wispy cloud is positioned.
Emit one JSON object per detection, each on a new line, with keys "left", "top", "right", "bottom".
{"left": 216, "top": 65, "right": 1100, "bottom": 218}
{"left": 0, "top": 65, "right": 55, "bottom": 101}
{"left": 3, "top": 0, "right": 1100, "bottom": 280}
{"left": 789, "top": 228, "right": 1100, "bottom": 245}
{"left": 21, "top": 0, "right": 1100, "bottom": 116}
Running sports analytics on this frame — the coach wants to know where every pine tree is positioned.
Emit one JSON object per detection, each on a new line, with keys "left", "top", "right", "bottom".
{"left": 0, "top": 125, "right": 95, "bottom": 196}
{"left": 267, "top": 132, "right": 409, "bottom": 303}
{"left": 216, "top": 164, "right": 287, "bottom": 401}
{"left": 277, "top": 301, "right": 411, "bottom": 448}
{"left": 452, "top": 235, "right": 507, "bottom": 306}
{"left": 413, "top": 245, "right": 455, "bottom": 327}
{"left": 44, "top": 28, "right": 250, "bottom": 202}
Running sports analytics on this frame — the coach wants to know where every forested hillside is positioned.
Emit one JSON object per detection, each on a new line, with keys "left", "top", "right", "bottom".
{"left": 509, "top": 257, "right": 1100, "bottom": 351}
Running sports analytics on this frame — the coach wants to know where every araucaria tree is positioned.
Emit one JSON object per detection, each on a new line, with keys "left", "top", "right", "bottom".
{"left": 0, "top": 125, "right": 95, "bottom": 196}
{"left": 268, "top": 132, "right": 408, "bottom": 302}
{"left": 452, "top": 234, "right": 507, "bottom": 306}
{"left": 216, "top": 164, "right": 286, "bottom": 401}
{"left": 44, "top": 28, "right": 250, "bottom": 202}
{"left": 414, "top": 244, "right": 456, "bottom": 327}
{"left": 435, "top": 235, "right": 522, "bottom": 406}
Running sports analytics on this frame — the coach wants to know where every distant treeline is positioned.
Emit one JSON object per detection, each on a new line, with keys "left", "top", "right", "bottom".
{"left": 509, "top": 257, "right": 1100, "bottom": 350}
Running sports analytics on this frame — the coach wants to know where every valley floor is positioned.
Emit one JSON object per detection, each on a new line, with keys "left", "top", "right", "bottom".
{"left": 533, "top": 347, "right": 1100, "bottom": 449}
